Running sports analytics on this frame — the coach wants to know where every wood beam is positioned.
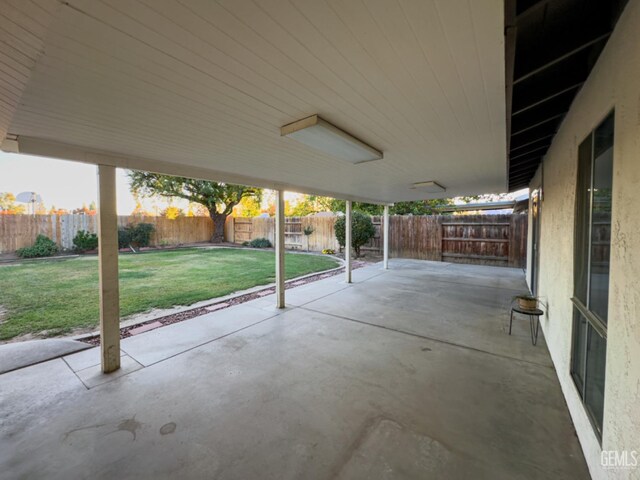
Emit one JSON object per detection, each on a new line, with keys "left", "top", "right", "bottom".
{"left": 383, "top": 205, "right": 389, "bottom": 270}
{"left": 510, "top": 162, "right": 542, "bottom": 177}
{"left": 510, "top": 134, "right": 555, "bottom": 152}
{"left": 510, "top": 169, "right": 540, "bottom": 183}
{"left": 516, "top": 0, "right": 551, "bottom": 21}
{"left": 510, "top": 153, "right": 544, "bottom": 168}
{"left": 512, "top": 82, "right": 583, "bottom": 116}
{"left": 510, "top": 144, "right": 550, "bottom": 161}
{"left": 511, "top": 112, "right": 566, "bottom": 136}
{"left": 514, "top": 33, "right": 611, "bottom": 85}
{"left": 275, "top": 189, "right": 285, "bottom": 308}
{"left": 15, "top": 136, "right": 388, "bottom": 206}
{"left": 97, "top": 164, "right": 120, "bottom": 373}
{"left": 345, "top": 201, "right": 352, "bottom": 283}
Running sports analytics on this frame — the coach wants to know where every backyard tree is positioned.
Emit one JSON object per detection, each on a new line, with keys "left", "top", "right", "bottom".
{"left": 128, "top": 172, "right": 262, "bottom": 242}
{"left": 0, "top": 192, "right": 26, "bottom": 215}
{"left": 334, "top": 211, "right": 376, "bottom": 258}
{"left": 330, "top": 198, "right": 453, "bottom": 215}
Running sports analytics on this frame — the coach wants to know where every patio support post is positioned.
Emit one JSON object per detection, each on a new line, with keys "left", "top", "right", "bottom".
{"left": 383, "top": 205, "right": 389, "bottom": 269}
{"left": 275, "top": 189, "right": 285, "bottom": 308}
{"left": 345, "top": 200, "right": 352, "bottom": 283}
{"left": 97, "top": 164, "right": 120, "bottom": 373}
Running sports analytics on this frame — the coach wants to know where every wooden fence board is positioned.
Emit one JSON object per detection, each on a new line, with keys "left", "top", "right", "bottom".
{"left": 0, "top": 214, "right": 213, "bottom": 252}
{"left": 1, "top": 213, "right": 528, "bottom": 268}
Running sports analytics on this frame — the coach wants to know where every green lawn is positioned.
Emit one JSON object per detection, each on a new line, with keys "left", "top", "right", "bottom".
{"left": 0, "top": 248, "right": 339, "bottom": 341}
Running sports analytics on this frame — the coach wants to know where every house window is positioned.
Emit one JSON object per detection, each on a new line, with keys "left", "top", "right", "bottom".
{"left": 571, "top": 112, "right": 614, "bottom": 440}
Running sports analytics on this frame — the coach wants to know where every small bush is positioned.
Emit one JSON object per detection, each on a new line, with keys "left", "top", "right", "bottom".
{"left": 129, "top": 223, "right": 155, "bottom": 247}
{"left": 118, "top": 223, "right": 156, "bottom": 249}
{"left": 335, "top": 211, "right": 376, "bottom": 257}
{"left": 16, "top": 235, "right": 59, "bottom": 258}
{"left": 118, "top": 229, "right": 131, "bottom": 249}
{"left": 73, "top": 230, "right": 98, "bottom": 252}
{"left": 248, "top": 237, "right": 272, "bottom": 248}
{"left": 322, "top": 249, "right": 335, "bottom": 255}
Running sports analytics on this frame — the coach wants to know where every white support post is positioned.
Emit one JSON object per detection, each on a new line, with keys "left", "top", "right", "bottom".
{"left": 97, "top": 165, "right": 120, "bottom": 373}
{"left": 383, "top": 205, "right": 390, "bottom": 269}
{"left": 275, "top": 189, "right": 285, "bottom": 308}
{"left": 345, "top": 200, "right": 352, "bottom": 283}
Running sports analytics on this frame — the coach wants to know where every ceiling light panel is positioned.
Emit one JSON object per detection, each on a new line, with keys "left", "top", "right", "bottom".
{"left": 281, "top": 115, "right": 382, "bottom": 164}
{"left": 411, "top": 181, "right": 446, "bottom": 193}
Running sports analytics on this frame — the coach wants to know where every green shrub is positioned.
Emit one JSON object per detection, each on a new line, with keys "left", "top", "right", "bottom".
{"left": 16, "top": 235, "right": 59, "bottom": 258}
{"left": 72, "top": 230, "right": 98, "bottom": 252}
{"left": 118, "top": 223, "right": 155, "bottom": 249}
{"left": 248, "top": 237, "right": 272, "bottom": 248}
{"left": 129, "top": 223, "right": 155, "bottom": 247}
{"left": 335, "top": 211, "right": 376, "bottom": 257}
{"left": 118, "top": 229, "right": 131, "bottom": 249}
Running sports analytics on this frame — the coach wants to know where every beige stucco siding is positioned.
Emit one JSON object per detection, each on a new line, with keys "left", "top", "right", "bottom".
{"left": 531, "top": 1, "right": 640, "bottom": 478}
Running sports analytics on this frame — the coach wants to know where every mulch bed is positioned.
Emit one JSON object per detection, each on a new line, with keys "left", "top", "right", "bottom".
{"left": 81, "top": 261, "right": 366, "bottom": 346}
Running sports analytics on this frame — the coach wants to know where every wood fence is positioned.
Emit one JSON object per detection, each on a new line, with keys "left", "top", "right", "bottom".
{"left": 226, "top": 213, "right": 528, "bottom": 268}
{"left": 227, "top": 216, "right": 342, "bottom": 252}
{"left": 389, "top": 214, "right": 527, "bottom": 267}
{"left": 0, "top": 214, "right": 213, "bottom": 253}
{"left": 1, "top": 213, "right": 527, "bottom": 268}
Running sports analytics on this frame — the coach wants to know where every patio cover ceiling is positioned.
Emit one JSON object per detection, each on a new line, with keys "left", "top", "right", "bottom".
{"left": 1, "top": 0, "right": 506, "bottom": 204}
{"left": 505, "top": 0, "right": 628, "bottom": 191}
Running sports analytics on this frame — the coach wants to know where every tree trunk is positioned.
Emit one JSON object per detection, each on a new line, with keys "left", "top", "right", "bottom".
{"left": 210, "top": 212, "right": 227, "bottom": 243}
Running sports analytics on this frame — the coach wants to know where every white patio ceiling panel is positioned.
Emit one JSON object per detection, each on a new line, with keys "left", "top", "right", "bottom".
{"left": 3, "top": 0, "right": 506, "bottom": 203}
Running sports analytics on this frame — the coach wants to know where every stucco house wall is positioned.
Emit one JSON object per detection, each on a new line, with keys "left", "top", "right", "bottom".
{"left": 529, "top": 1, "right": 640, "bottom": 478}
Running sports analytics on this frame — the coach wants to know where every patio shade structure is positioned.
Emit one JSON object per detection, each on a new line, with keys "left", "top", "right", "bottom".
{"left": 0, "top": 0, "right": 622, "bottom": 372}
{"left": 0, "top": 0, "right": 509, "bottom": 372}
{"left": 2, "top": 1, "right": 639, "bottom": 477}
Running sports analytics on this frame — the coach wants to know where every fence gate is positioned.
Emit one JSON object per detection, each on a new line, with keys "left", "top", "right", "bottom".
{"left": 441, "top": 220, "right": 511, "bottom": 266}
{"left": 284, "top": 217, "right": 303, "bottom": 249}
{"left": 233, "top": 218, "right": 253, "bottom": 244}
{"left": 361, "top": 215, "right": 382, "bottom": 253}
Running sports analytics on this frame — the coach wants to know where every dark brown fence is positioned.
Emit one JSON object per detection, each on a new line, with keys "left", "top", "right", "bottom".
{"left": 389, "top": 214, "right": 527, "bottom": 267}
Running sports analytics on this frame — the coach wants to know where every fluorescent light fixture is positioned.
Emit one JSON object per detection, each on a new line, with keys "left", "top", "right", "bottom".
{"left": 281, "top": 115, "right": 382, "bottom": 164}
{"left": 411, "top": 181, "right": 446, "bottom": 193}
{"left": 1, "top": 134, "right": 19, "bottom": 153}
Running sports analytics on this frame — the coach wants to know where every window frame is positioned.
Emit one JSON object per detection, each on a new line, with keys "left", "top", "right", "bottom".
{"left": 570, "top": 110, "right": 614, "bottom": 442}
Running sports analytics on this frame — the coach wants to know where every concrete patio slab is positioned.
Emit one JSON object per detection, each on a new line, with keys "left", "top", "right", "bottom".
{"left": 62, "top": 345, "right": 102, "bottom": 372}
{"left": 75, "top": 354, "right": 143, "bottom": 389}
{"left": 302, "top": 262, "right": 550, "bottom": 367}
{"left": 240, "top": 277, "right": 352, "bottom": 311}
{"left": 0, "top": 338, "right": 91, "bottom": 374}
{"left": 0, "top": 260, "right": 588, "bottom": 479}
{"left": 120, "top": 304, "right": 279, "bottom": 366}
{"left": 388, "top": 259, "right": 529, "bottom": 293}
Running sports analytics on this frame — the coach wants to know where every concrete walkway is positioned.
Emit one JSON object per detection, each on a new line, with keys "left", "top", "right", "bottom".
{"left": 0, "top": 338, "right": 90, "bottom": 374}
{"left": 0, "top": 260, "right": 589, "bottom": 479}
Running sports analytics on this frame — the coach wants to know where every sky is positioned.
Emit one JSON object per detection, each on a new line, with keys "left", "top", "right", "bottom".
{"left": 0, "top": 152, "right": 300, "bottom": 215}
{"left": 0, "top": 152, "right": 138, "bottom": 214}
